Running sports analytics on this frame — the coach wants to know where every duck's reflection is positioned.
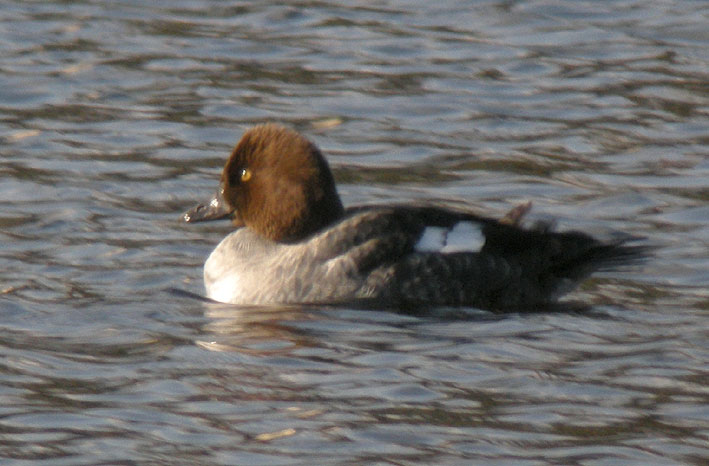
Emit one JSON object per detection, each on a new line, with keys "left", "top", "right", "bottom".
{"left": 197, "top": 301, "right": 322, "bottom": 355}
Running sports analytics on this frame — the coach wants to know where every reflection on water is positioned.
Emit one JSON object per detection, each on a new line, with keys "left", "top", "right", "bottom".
{"left": 1, "top": 0, "right": 707, "bottom": 463}
{"left": 199, "top": 303, "right": 323, "bottom": 354}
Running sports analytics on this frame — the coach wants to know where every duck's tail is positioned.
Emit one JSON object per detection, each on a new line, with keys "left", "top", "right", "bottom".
{"left": 479, "top": 221, "right": 650, "bottom": 307}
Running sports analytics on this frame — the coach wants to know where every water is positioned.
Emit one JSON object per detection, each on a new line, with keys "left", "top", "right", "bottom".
{"left": 1, "top": 0, "right": 707, "bottom": 464}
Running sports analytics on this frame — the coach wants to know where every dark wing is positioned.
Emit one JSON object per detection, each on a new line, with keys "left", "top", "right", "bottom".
{"left": 307, "top": 207, "right": 428, "bottom": 271}
{"left": 350, "top": 205, "right": 648, "bottom": 310}
{"left": 480, "top": 220, "right": 648, "bottom": 295}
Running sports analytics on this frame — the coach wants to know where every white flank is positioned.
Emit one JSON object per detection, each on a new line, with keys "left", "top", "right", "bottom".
{"left": 205, "top": 273, "right": 239, "bottom": 304}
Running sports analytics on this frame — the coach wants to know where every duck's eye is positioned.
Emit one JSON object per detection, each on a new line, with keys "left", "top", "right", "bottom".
{"left": 240, "top": 168, "right": 252, "bottom": 182}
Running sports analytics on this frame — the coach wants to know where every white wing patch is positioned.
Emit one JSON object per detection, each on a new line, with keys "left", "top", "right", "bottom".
{"left": 415, "top": 221, "right": 485, "bottom": 253}
{"left": 415, "top": 226, "right": 448, "bottom": 252}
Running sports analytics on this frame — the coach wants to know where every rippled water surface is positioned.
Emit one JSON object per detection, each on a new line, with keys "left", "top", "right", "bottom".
{"left": 1, "top": 0, "right": 707, "bottom": 464}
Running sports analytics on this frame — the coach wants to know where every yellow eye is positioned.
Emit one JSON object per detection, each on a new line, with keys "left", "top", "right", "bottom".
{"left": 240, "top": 168, "right": 252, "bottom": 182}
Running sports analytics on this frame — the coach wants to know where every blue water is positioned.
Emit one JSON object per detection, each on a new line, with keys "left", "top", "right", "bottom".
{"left": 1, "top": 1, "right": 707, "bottom": 464}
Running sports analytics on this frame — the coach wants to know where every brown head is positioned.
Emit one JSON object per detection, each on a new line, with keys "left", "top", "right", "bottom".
{"left": 184, "top": 124, "right": 345, "bottom": 242}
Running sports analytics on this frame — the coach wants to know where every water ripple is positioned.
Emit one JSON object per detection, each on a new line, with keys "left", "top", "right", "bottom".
{"left": 1, "top": 0, "right": 707, "bottom": 463}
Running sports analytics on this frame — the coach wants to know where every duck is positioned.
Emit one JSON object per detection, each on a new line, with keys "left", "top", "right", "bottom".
{"left": 184, "top": 123, "right": 645, "bottom": 311}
